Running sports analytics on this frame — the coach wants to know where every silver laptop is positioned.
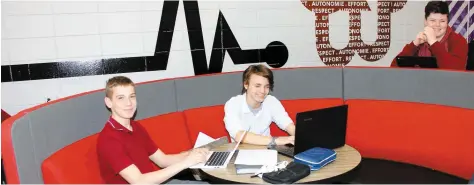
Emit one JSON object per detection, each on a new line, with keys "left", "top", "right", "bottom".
{"left": 189, "top": 129, "right": 248, "bottom": 169}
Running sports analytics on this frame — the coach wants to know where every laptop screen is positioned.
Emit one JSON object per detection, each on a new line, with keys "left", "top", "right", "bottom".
{"left": 294, "top": 105, "right": 348, "bottom": 154}
{"left": 396, "top": 56, "right": 438, "bottom": 68}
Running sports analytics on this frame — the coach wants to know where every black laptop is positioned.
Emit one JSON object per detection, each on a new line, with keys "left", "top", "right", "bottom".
{"left": 268, "top": 105, "right": 348, "bottom": 157}
{"left": 396, "top": 56, "right": 438, "bottom": 68}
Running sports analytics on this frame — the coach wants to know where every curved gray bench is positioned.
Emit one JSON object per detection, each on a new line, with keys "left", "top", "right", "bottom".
{"left": 2, "top": 67, "right": 473, "bottom": 183}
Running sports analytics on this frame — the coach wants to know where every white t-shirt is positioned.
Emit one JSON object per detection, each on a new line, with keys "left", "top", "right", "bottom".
{"left": 223, "top": 93, "right": 293, "bottom": 141}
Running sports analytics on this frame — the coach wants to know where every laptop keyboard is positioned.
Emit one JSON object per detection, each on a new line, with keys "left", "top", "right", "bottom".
{"left": 205, "top": 151, "right": 230, "bottom": 166}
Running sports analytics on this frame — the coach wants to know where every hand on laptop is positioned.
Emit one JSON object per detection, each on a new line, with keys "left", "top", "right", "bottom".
{"left": 276, "top": 136, "right": 295, "bottom": 145}
{"left": 183, "top": 148, "right": 209, "bottom": 166}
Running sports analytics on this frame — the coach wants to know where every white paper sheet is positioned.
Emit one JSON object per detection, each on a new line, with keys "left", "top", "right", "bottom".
{"left": 193, "top": 132, "right": 216, "bottom": 148}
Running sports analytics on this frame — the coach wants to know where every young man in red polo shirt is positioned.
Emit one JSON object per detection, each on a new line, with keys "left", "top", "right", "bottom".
{"left": 97, "top": 76, "right": 210, "bottom": 184}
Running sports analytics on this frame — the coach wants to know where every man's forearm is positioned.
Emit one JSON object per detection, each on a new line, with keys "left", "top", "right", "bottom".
{"left": 160, "top": 151, "right": 190, "bottom": 167}
{"left": 137, "top": 161, "right": 189, "bottom": 184}
{"left": 285, "top": 124, "right": 295, "bottom": 135}
{"left": 236, "top": 131, "right": 272, "bottom": 145}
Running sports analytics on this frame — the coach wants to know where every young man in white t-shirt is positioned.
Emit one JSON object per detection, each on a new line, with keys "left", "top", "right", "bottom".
{"left": 224, "top": 64, "right": 295, "bottom": 147}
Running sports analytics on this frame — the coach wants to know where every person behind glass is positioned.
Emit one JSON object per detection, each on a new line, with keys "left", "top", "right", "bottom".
{"left": 390, "top": 1, "right": 468, "bottom": 70}
{"left": 96, "top": 76, "right": 209, "bottom": 184}
{"left": 224, "top": 64, "right": 295, "bottom": 148}
{"left": 467, "top": 40, "right": 474, "bottom": 70}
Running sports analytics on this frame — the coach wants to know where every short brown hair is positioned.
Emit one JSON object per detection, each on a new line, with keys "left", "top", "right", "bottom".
{"left": 105, "top": 76, "right": 134, "bottom": 98}
{"left": 425, "top": 1, "right": 449, "bottom": 19}
{"left": 241, "top": 64, "right": 274, "bottom": 94}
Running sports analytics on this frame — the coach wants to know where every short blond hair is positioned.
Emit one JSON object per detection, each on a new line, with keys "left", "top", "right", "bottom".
{"left": 105, "top": 76, "right": 134, "bottom": 98}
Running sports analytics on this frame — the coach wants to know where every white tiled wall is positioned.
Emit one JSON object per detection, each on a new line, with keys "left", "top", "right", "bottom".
{"left": 287, "top": 43, "right": 319, "bottom": 64}
{"left": 2, "top": 15, "right": 55, "bottom": 38}
{"left": 2, "top": 2, "right": 53, "bottom": 15}
{"left": 101, "top": 33, "right": 144, "bottom": 55}
{"left": 328, "top": 25, "right": 350, "bottom": 49}
{"left": 1, "top": 1, "right": 426, "bottom": 115}
{"left": 56, "top": 35, "right": 102, "bottom": 58}
{"left": 169, "top": 30, "right": 192, "bottom": 51}
{"left": 54, "top": 14, "right": 100, "bottom": 36}
{"left": 99, "top": 12, "right": 142, "bottom": 33}
{"left": 7, "top": 38, "right": 57, "bottom": 64}
{"left": 141, "top": 11, "right": 163, "bottom": 32}
{"left": 140, "top": 1, "right": 164, "bottom": 11}
{"left": 98, "top": 2, "right": 142, "bottom": 13}
{"left": 142, "top": 32, "right": 159, "bottom": 54}
{"left": 1, "top": 41, "right": 10, "bottom": 65}
{"left": 257, "top": 9, "right": 311, "bottom": 27}
{"left": 2, "top": 79, "right": 61, "bottom": 108}
{"left": 257, "top": 26, "right": 315, "bottom": 46}
{"left": 52, "top": 2, "right": 98, "bottom": 14}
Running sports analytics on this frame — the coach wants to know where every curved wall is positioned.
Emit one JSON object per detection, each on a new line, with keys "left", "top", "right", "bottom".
{"left": 2, "top": 67, "right": 473, "bottom": 183}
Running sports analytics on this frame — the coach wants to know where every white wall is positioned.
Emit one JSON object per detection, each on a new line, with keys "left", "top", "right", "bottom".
{"left": 1, "top": 1, "right": 427, "bottom": 115}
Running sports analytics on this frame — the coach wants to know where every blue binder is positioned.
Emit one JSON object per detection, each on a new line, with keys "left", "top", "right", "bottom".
{"left": 293, "top": 147, "right": 336, "bottom": 171}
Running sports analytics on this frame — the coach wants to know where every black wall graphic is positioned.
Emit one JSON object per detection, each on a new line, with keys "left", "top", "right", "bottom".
{"left": 1, "top": 0, "right": 288, "bottom": 82}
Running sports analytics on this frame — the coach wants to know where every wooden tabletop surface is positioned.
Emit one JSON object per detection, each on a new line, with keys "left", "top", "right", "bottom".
{"left": 200, "top": 143, "right": 361, "bottom": 184}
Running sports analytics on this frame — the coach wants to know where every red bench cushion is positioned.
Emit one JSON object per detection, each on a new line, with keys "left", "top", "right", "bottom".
{"left": 183, "top": 105, "right": 230, "bottom": 144}
{"left": 345, "top": 99, "right": 474, "bottom": 179}
{"left": 138, "top": 112, "right": 193, "bottom": 154}
{"left": 41, "top": 134, "right": 104, "bottom": 184}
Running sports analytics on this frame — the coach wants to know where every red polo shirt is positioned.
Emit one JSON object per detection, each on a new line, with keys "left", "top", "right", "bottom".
{"left": 97, "top": 117, "right": 159, "bottom": 184}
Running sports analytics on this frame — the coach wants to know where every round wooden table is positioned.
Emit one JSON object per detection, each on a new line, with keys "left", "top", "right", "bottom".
{"left": 200, "top": 143, "right": 361, "bottom": 184}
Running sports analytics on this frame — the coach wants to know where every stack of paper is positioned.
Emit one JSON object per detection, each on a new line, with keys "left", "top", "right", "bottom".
{"left": 234, "top": 149, "right": 278, "bottom": 174}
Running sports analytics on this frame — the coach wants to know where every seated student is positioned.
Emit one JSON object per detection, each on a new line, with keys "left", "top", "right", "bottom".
{"left": 224, "top": 64, "right": 295, "bottom": 147}
{"left": 390, "top": 1, "right": 468, "bottom": 70}
{"left": 97, "top": 76, "right": 209, "bottom": 184}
